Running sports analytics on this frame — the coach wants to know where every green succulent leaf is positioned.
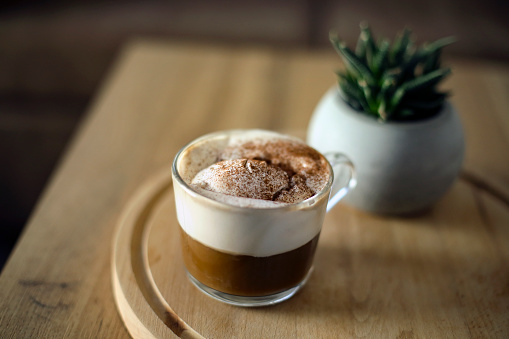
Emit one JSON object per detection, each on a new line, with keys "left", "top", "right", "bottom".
{"left": 424, "top": 36, "right": 457, "bottom": 54}
{"left": 422, "top": 50, "right": 440, "bottom": 74}
{"left": 373, "top": 39, "right": 390, "bottom": 77}
{"left": 422, "top": 36, "right": 456, "bottom": 73}
{"left": 400, "top": 68, "right": 451, "bottom": 93}
{"left": 330, "top": 33, "right": 376, "bottom": 86}
{"left": 399, "top": 49, "right": 426, "bottom": 81}
{"left": 360, "top": 23, "right": 378, "bottom": 69}
{"left": 376, "top": 72, "right": 397, "bottom": 105}
{"left": 390, "top": 28, "right": 412, "bottom": 66}
{"left": 388, "top": 87, "right": 407, "bottom": 114}
{"left": 338, "top": 81, "right": 369, "bottom": 112}
{"left": 355, "top": 33, "right": 367, "bottom": 61}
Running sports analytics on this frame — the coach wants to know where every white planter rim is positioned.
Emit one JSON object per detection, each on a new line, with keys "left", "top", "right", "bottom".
{"left": 329, "top": 86, "right": 454, "bottom": 130}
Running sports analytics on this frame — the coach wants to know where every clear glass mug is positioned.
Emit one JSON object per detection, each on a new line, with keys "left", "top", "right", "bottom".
{"left": 172, "top": 130, "right": 356, "bottom": 307}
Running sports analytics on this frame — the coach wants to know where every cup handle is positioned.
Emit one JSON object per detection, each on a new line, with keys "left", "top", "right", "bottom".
{"left": 324, "top": 152, "right": 357, "bottom": 212}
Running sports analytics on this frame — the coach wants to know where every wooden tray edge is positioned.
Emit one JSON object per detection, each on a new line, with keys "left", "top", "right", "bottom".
{"left": 111, "top": 168, "right": 203, "bottom": 339}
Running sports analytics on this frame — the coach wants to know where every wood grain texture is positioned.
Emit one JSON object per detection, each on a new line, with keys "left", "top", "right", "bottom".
{"left": 0, "top": 39, "right": 508, "bottom": 338}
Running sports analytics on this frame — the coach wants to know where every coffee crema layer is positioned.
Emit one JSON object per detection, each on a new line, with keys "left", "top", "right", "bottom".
{"left": 174, "top": 130, "right": 331, "bottom": 257}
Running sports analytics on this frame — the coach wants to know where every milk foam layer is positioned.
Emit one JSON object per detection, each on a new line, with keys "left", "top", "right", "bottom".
{"left": 173, "top": 130, "right": 332, "bottom": 257}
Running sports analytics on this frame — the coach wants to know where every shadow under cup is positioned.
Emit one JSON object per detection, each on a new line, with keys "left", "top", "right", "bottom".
{"left": 171, "top": 130, "right": 354, "bottom": 307}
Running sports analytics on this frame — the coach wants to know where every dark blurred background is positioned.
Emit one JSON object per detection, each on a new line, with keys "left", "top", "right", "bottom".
{"left": 1, "top": 0, "right": 508, "bottom": 269}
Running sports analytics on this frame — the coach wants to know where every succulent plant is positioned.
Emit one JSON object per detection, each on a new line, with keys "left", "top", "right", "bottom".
{"left": 330, "top": 24, "right": 455, "bottom": 121}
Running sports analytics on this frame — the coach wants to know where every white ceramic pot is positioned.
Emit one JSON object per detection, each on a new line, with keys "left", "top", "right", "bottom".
{"left": 307, "top": 87, "right": 465, "bottom": 215}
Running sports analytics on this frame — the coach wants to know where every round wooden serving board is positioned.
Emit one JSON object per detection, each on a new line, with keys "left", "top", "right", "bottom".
{"left": 112, "top": 169, "right": 509, "bottom": 339}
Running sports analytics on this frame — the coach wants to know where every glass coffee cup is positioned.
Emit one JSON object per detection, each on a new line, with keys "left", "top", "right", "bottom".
{"left": 172, "top": 129, "right": 356, "bottom": 307}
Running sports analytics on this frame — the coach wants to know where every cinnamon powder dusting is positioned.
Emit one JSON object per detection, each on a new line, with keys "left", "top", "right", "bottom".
{"left": 191, "top": 138, "right": 329, "bottom": 204}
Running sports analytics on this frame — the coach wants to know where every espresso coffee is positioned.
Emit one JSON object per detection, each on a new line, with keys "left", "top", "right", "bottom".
{"left": 174, "top": 130, "right": 332, "bottom": 297}
{"left": 180, "top": 228, "right": 320, "bottom": 296}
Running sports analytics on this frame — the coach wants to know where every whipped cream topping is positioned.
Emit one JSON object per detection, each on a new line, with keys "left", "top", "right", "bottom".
{"left": 192, "top": 159, "right": 289, "bottom": 201}
{"left": 183, "top": 130, "right": 329, "bottom": 206}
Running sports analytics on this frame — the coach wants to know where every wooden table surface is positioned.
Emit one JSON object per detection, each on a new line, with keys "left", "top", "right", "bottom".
{"left": 1, "top": 40, "right": 508, "bottom": 338}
